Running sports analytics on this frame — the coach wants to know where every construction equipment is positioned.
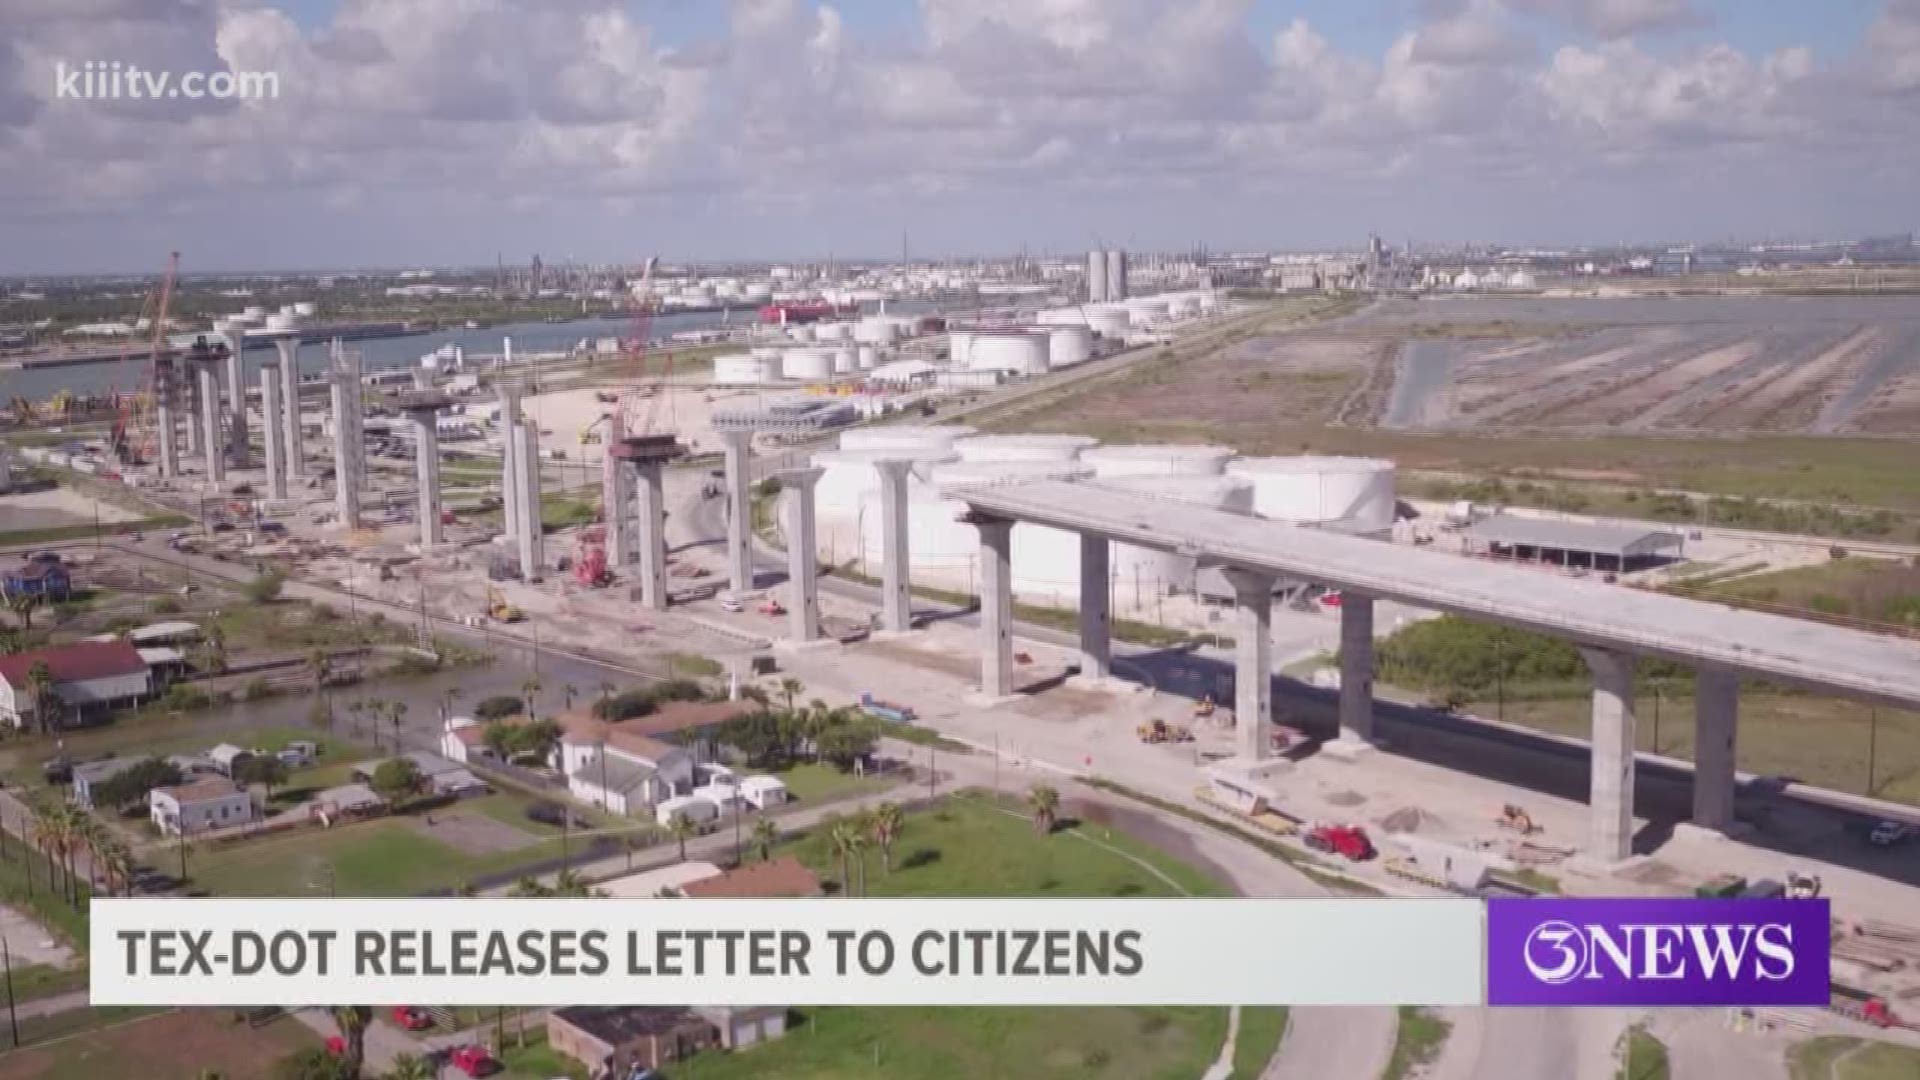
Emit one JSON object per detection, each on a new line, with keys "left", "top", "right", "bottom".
{"left": 1830, "top": 984, "right": 1897, "bottom": 1028}
{"left": 573, "top": 526, "right": 612, "bottom": 588}
{"left": 485, "top": 586, "right": 524, "bottom": 623}
{"left": 1136, "top": 718, "right": 1194, "bottom": 744}
{"left": 113, "top": 252, "right": 179, "bottom": 466}
{"left": 1193, "top": 694, "right": 1216, "bottom": 719}
{"left": 446, "top": 1044, "right": 499, "bottom": 1078}
{"left": 1787, "top": 871, "right": 1823, "bottom": 899}
{"left": 1304, "top": 823, "right": 1376, "bottom": 862}
{"left": 1496, "top": 804, "right": 1538, "bottom": 834}
{"left": 858, "top": 693, "right": 916, "bottom": 724}
{"left": 757, "top": 597, "right": 786, "bottom": 617}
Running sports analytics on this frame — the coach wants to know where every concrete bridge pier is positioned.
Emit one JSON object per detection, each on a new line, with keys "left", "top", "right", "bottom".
{"left": 632, "top": 460, "right": 669, "bottom": 610}
{"left": 1070, "top": 534, "right": 1114, "bottom": 688}
{"left": 874, "top": 459, "right": 914, "bottom": 633}
{"left": 275, "top": 339, "right": 303, "bottom": 478}
{"left": 778, "top": 468, "right": 824, "bottom": 644}
{"left": 968, "top": 513, "right": 1017, "bottom": 704}
{"left": 1223, "top": 567, "right": 1275, "bottom": 763}
{"left": 721, "top": 430, "right": 755, "bottom": 597}
{"left": 1689, "top": 669, "right": 1741, "bottom": 836}
{"left": 1582, "top": 645, "right": 1638, "bottom": 866}
{"left": 1326, "top": 591, "right": 1378, "bottom": 759}
{"left": 196, "top": 361, "right": 224, "bottom": 483}
{"left": 259, "top": 361, "right": 286, "bottom": 502}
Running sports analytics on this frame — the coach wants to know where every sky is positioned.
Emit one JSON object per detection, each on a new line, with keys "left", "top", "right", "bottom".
{"left": 2, "top": 0, "right": 1917, "bottom": 274}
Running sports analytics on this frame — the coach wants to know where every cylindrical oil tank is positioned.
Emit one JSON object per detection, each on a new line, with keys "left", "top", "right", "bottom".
{"left": 966, "top": 330, "right": 1049, "bottom": 375}
{"left": 856, "top": 344, "right": 879, "bottom": 370}
{"left": 854, "top": 318, "right": 898, "bottom": 345}
{"left": 264, "top": 312, "right": 301, "bottom": 332}
{"left": 1198, "top": 291, "right": 1220, "bottom": 312}
{"left": 711, "top": 354, "right": 771, "bottom": 385}
{"left": 781, "top": 348, "right": 833, "bottom": 381}
{"left": 946, "top": 330, "right": 975, "bottom": 367}
{"left": 952, "top": 433, "right": 1096, "bottom": 464}
{"left": 859, "top": 460, "right": 1093, "bottom": 599}
{"left": 787, "top": 323, "right": 816, "bottom": 343}
{"left": 1035, "top": 307, "right": 1089, "bottom": 326}
{"left": 1081, "top": 444, "right": 1233, "bottom": 478}
{"left": 831, "top": 347, "right": 855, "bottom": 374}
{"left": 1083, "top": 305, "right": 1131, "bottom": 338}
{"left": 1226, "top": 456, "right": 1397, "bottom": 535}
{"left": 292, "top": 301, "right": 317, "bottom": 317}
{"left": 1040, "top": 324, "right": 1092, "bottom": 368}
{"left": 816, "top": 321, "right": 853, "bottom": 343}
{"left": 1105, "top": 250, "right": 1127, "bottom": 301}
{"left": 812, "top": 446, "right": 958, "bottom": 522}
{"left": 1103, "top": 474, "right": 1253, "bottom": 600}
{"left": 1086, "top": 250, "right": 1109, "bottom": 303}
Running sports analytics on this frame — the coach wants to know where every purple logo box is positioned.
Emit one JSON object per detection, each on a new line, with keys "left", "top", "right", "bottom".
{"left": 1487, "top": 897, "right": 1831, "bottom": 1007}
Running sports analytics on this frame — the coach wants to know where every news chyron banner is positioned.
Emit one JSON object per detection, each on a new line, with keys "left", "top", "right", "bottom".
{"left": 88, "top": 897, "right": 1830, "bottom": 1008}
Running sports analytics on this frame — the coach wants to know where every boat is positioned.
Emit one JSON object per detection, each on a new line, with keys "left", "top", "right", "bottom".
{"left": 758, "top": 300, "right": 859, "bottom": 325}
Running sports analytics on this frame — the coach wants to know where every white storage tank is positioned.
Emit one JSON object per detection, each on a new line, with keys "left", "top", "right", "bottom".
{"left": 1083, "top": 306, "right": 1132, "bottom": 338}
{"left": 946, "top": 330, "right": 975, "bottom": 367}
{"left": 292, "top": 301, "right": 318, "bottom": 317}
{"left": 837, "top": 425, "right": 976, "bottom": 453}
{"left": 816, "top": 321, "right": 853, "bottom": 342}
{"left": 953, "top": 433, "right": 1095, "bottom": 464}
{"left": 712, "top": 354, "right": 773, "bottom": 385}
{"left": 781, "top": 348, "right": 833, "bottom": 381}
{"left": 1040, "top": 324, "right": 1092, "bottom": 368}
{"left": 1226, "top": 456, "right": 1397, "bottom": 535}
{"left": 1081, "top": 444, "right": 1233, "bottom": 478}
{"left": 856, "top": 344, "right": 879, "bottom": 370}
{"left": 966, "top": 330, "right": 1049, "bottom": 375}
{"left": 860, "top": 460, "right": 1092, "bottom": 599}
{"left": 831, "top": 347, "right": 855, "bottom": 374}
{"left": 1035, "top": 307, "right": 1090, "bottom": 326}
{"left": 854, "top": 318, "right": 899, "bottom": 345}
{"left": 1102, "top": 474, "right": 1253, "bottom": 601}
{"left": 787, "top": 324, "right": 816, "bottom": 343}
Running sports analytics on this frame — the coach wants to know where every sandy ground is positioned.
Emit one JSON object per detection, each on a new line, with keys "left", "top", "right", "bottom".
{"left": 0, "top": 484, "right": 142, "bottom": 530}
{"left": 0, "top": 904, "right": 74, "bottom": 967}
{"left": 1709, "top": 327, "right": 1883, "bottom": 431}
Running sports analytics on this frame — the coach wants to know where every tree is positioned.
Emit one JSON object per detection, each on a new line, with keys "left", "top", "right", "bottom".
{"left": 308, "top": 648, "right": 332, "bottom": 695}
{"left": 777, "top": 677, "right": 804, "bottom": 712}
{"left": 561, "top": 683, "right": 578, "bottom": 711}
{"left": 196, "top": 625, "right": 229, "bottom": 675}
{"left": 509, "top": 876, "right": 549, "bottom": 897}
{"left": 273, "top": 1047, "right": 353, "bottom": 1080}
{"left": 669, "top": 814, "right": 698, "bottom": 863}
{"left": 482, "top": 720, "right": 518, "bottom": 762}
{"left": 440, "top": 686, "right": 460, "bottom": 723}
{"left": 369, "top": 758, "right": 424, "bottom": 805}
{"left": 239, "top": 754, "right": 290, "bottom": 801}
{"left": 384, "top": 1055, "right": 433, "bottom": 1080}
{"left": 243, "top": 569, "right": 286, "bottom": 603}
{"left": 7, "top": 592, "right": 41, "bottom": 632}
{"left": 24, "top": 659, "right": 57, "bottom": 733}
{"left": 751, "top": 818, "right": 779, "bottom": 863}
{"left": 845, "top": 811, "right": 872, "bottom": 896}
{"left": 386, "top": 702, "right": 407, "bottom": 752}
{"left": 815, "top": 715, "right": 878, "bottom": 771}
{"left": 330, "top": 1005, "right": 370, "bottom": 1079}
{"left": 1028, "top": 784, "right": 1061, "bottom": 835}
{"left": 473, "top": 694, "right": 525, "bottom": 720}
{"left": 514, "top": 718, "right": 561, "bottom": 764}
{"left": 828, "top": 819, "right": 861, "bottom": 896}
{"left": 91, "top": 757, "right": 184, "bottom": 812}
{"left": 870, "top": 802, "right": 902, "bottom": 873}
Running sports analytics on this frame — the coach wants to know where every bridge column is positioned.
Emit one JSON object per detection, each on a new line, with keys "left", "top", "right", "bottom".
{"left": 1582, "top": 645, "right": 1638, "bottom": 865}
{"left": 1223, "top": 567, "right": 1274, "bottom": 762}
{"left": 197, "top": 362, "right": 224, "bottom": 483}
{"left": 276, "top": 339, "right": 303, "bottom": 478}
{"left": 259, "top": 362, "right": 286, "bottom": 502}
{"left": 1328, "top": 591, "right": 1377, "bottom": 758}
{"left": 778, "top": 468, "right": 824, "bottom": 644}
{"left": 874, "top": 459, "right": 913, "bottom": 633}
{"left": 971, "top": 514, "right": 1016, "bottom": 702}
{"left": 721, "top": 430, "right": 755, "bottom": 597}
{"left": 1692, "top": 669, "right": 1739, "bottom": 834}
{"left": 631, "top": 460, "right": 669, "bottom": 611}
{"left": 1073, "top": 534, "right": 1112, "bottom": 685}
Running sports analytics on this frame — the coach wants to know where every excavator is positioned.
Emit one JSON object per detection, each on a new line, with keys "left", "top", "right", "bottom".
{"left": 1136, "top": 718, "right": 1194, "bottom": 744}
{"left": 485, "top": 586, "right": 525, "bottom": 623}
{"left": 1496, "top": 804, "right": 1539, "bottom": 834}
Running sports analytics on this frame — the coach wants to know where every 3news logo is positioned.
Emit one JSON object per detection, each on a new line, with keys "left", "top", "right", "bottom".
{"left": 1486, "top": 898, "right": 1831, "bottom": 1006}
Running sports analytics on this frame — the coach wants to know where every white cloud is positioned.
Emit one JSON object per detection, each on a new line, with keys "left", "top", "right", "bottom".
{"left": 1510, "top": 0, "right": 1708, "bottom": 39}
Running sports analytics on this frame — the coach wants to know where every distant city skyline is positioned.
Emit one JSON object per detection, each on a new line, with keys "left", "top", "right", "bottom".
{"left": 4, "top": 1, "right": 1918, "bottom": 274}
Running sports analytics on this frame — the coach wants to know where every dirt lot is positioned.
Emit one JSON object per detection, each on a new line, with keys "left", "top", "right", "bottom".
{"left": 0, "top": 485, "right": 142, "bottom": 531}
{"left": 0, "top": 1008, "right": 318, "bottom": 1080}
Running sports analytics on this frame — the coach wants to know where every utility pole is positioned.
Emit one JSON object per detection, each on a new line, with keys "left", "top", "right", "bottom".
{"left": 3, "top": 937, "right": 16, "bottom": 1048}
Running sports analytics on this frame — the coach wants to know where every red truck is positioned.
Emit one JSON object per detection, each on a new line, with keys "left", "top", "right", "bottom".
{"left": 1831, "top": 984, "right": 1897, "bottom": 1028}
{"left": 1305, "top": 823, "right": 1376, "bottom": 862}
{"left": 447, "top": 1044, "right": 499, "bottom": 1077}
{"left": 390, "top": 1005, "right": 431, "bottom": 1031}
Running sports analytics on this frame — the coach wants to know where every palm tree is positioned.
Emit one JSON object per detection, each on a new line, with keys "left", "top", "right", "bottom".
{"left": 552, "top": 869, "right": 591, "bottom": 897}
{"left": 870, "top": 802, "right": 902, "bottom": 873}
{"left": 329, "top": 1006, "right": 370, "bottom": 1079}
{"left": 1028, "top": 784, "right": 1061, "bottom": 836}
{"left": 669, "top": 815, "right": 698, "bottom": 863}
{"left": 200, "top": 625, "right": 229, "bottom": 674}
{"left": 27, "top": 805, "right": 64, "bottom": 901}
{"left": 827, "top": 819, "right": 857, "bottom": 896}
{"left": 751, "top": 819, "right": 779, "bottom": 863}
{"left": 384, "top": 1054, "right": 433, "bottom": 1080}
{"left": 24, "top": 660, "right": 57, "bottom": 734}
{"left": 7, "top": 592, "right": 40, "bottom": 632}
{"left": 561, "top": 683, "right": 578, "bottom": 712}
{"left": 596, "top": 682, "right": 616, "bottom": 710}
{"left": 361, "top": 697, "right": 385, "bottom": 746}
{"left": 845, "top": 811, "right": 873, "bottom": 896}
{"left": 520, "top": 677, "right": 543, "bottom": 719}
{"left": 509, "top": 876, "right": 548, "bottom": 898}
{"left": 387, "top": 702, "right": 408, "bottom": 752}
{"left": 0, "top": 629, "right": 22, "bottom": 655}
{"left": 777, "top": 676, "right": 804, "bottom": 712}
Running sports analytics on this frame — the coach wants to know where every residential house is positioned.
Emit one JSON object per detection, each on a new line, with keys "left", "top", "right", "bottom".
{"left": 676, "top": 856, "right": 821, "bottom": 900}
{"left": 615, "top": 700, "right": 750, "bottom": 763}
{"left": 70, "top": 757, "right": 142, "bottom": 810}
{"left": 1, "top": 560, "right": 71, "bottom": 602}
{"left": 691, "top": 1005, "right": 789, "bottom": 1050}
{"left": 351, "top": 750, "right": 488, "bottom": 798}
{"left": 556, "top": 713, "right": 696, "bottom": 816}
{"left": 150, "top": 779, "right": 254, "bottom": 836}
{"left": 546, "top": 1007, "right": 717, "bottom": 1077}
{"left": 438, "top": 716, "right": 492, "bottom": 764}
{"left": 737, "top": 775, "right": 788, "bottom": 810}
{"left": 0, "top": 641, "right": 151, "bottom": 728}
{"left": 127, "top": 621, "right": 202, "bottom": 648}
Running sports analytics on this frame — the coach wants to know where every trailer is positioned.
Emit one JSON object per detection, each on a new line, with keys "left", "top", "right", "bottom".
{"left": 859, "top": 692, "right": 916, "bottom": 724}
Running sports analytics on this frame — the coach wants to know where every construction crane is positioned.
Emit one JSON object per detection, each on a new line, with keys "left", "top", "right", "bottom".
{"left": 619, "top": 256, "right": 669, "bottom": 438}
{"left": 116, "top": 252, "right": 179, "bottom": 465}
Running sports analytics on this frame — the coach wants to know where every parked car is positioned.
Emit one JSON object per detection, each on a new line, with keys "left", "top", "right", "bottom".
{"left": 390, "top": 1006, "right": 431, "bottom": 1031}
{"left": 719, "top": 595, "right": 744, "bottom": 613}
{"left": 1869, "top": 821, "right": 1912, "bottom": 847}
{"left": 447, "top": 1045, "right": 498, "bottom": 1077}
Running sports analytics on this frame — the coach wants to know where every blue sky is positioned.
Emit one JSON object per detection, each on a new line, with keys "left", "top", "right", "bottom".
{"left": 3, "top": 0, "right": 1917, "bottom": 272}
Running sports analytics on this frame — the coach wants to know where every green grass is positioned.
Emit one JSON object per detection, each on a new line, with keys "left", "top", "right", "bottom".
{"left": 1790, "top": 1037, "right": 1920, "bottom": 1080}
{"left": 464, "top": 789, "right": 615, "bottom": 838}
{"left": 670, "top": 1005, "right": 1230, "bottom": 1080}
{"left": 1615, "top": 1025, "right": 1670, "bottom": 1080}
{"left": 1382, "top": 1006, "right": 1452, "bottom": 1080}
{"left": 185, "top": 814, "right": 592, "bottom": 897}
{"left": 0, "top": 1006, "right": 316, "bottom": 1077}
{"left": 1669, "top": 557, "right": 1920, "bottom": 629}
{"left": 495, "top": 1028, "right": 588, "bottom": 1080}
{"left": 1232, "top": 1007, "right": 1289, "bottom": 1078}
{"left": 0, "top": 515, "right": 190, "bottom": 548}
{"left": 0, "top": 840, "right": 92, "bottom": 951}
{"left": 4, "top": 963, "right": 89, "bottom": 1005}
{"left": 756, "top": 762, "right": 892, "bottom": 805}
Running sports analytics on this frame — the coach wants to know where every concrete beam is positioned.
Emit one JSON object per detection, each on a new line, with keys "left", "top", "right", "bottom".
{"left": 1331, "top": 591, "right": 1377, "bottom": 755}
{"left": 224, "top": 337, "right": 246, "bottom": 468}
{"left": 778, "top": 468, "right": 824, "bottom": 643}
{"left": 974, "top": 515, "right": 1016, "bottom": 700}
{"left": 721, "top": 430, "right": 755, "bottom": 596}
{"left": 275, "top": 339, "right": 303, "bottom": 477}
{"left": 630, "top": 460, "right": 668, "bottom": 610}
{"left": 1693, "top": 669, "right": 1739, "bottom": 834}
{"left": 601, "top": 410, "right": 633, "bottom": 568}
{"left": 1076, "top": 534, "right": 1112, "bottom": 683}
{"left": 874, "top": 459, "right": 913, "bottom": 633}
{"left": 409, "top": 410, "right": 443, "bottom": 547}
{"left": 1582, "top": 645, "right": 1638, "bottom": 864}
{"left": 1222, "top": 567, "right": 1274, "bottom": 762}
{"left": 260, "top": 362, "right": 286, "bottom": 503}
{"left": 183, "top": 375, "right": 200, "bottom": 456}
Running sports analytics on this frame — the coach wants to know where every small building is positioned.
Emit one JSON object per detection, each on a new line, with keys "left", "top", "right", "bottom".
{"left": 1, "top": 561, "right": 71, "bottom": 602}
{"left": 677, "top": 855, "right": 821, "bottom": 900}
{"left": 692, "top": 780, "right": 739, "bottom": 810}
{"left": 313, "top": 783, "right": 386, "bottom": 825}
{"left": 737, "top": 775, "right": 789, "bottom": 810}
{"left": 135, "top": 647, "right": 189, "bottom": 686}
{"left": 692, "top": 1005, "right": 788, "bottom": 1049}
{"left": 570, "top": 751, "right": 672, "bottom": 817}
{"left": 150, "top": 779, "right": 254, "bottom": 836}
{"left": 0, "top": 641, "right": 151, "bottom": 728}
{"left": 439, "top": 717, "right": 492, "bottom": 764}
{"left": 70, "top": 757, "right": 143, "bottom": 810}
{"left": 546, "top": 1006, "right": 717, "bottom": 1077}
{"left": 207, "top": 743, "right": 254, "bottom": 778}
{"left": 126, "top": 621, "right": 203, "bottom": 647}
{"left": 556, "top": 712, "right": 701, "bottom": 815}
{"left": 351, "top": 751, "right": 488, "bottom": 798}
{"left": 655, "top": 794, "right": 718, "bottom": 828}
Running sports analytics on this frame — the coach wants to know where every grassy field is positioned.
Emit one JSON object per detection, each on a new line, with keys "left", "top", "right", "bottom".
{"left": 1615, "top": 1026, "right": 1670, "bottom": 1080}
{"left": 1668, "top": 557, "right": 1920, "bottom": 629}
{"left": 1383, "top": 1007, "right": 1453, "bottom": 1080}
{"left": 0, "top": 1007, "right": 317, "bottom": 1079}
{"left": 1788, "top": 1036, "right": 1920, "bottom": 1080}
{"left": 498, "top": 1028, "right": 588, "bottom": 1079}
{"left": 1233, "top": 1007, "right": 1290, "bottom": 1077}
{"left": 752, "top": 762, "right": 893, "bottom": 805}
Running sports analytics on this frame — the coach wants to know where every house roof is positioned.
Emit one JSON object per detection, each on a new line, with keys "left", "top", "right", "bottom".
{"left": 316, "top": 783, "right": 384, "bottom": 812}
{"left": 678, "top": 856, "right": 821, "bottom": 899}
{"left": 72, "top": 757, "right": 143, "bottom": 785}
{"left": 0, "top": 641, "right": 147, "bottom": 687}
{"left": 155, "top": 778, "right": 246, "bottom": 804}
{"left": 551, "top": 1005, "right": 702, "bottom": 1044}
{"left": 556, "top": 713, "right": 682, "bottom": 764}
{"left": 1463, "top": 514, "right": 1683, "bottom": 559}
{"left": 208, "top": 743, "right": 250, "bottom": 763}
{"left": 739, "top": 775, "right": 786, "bottom": 794}
{"left": 597, "top": 862, "right": 722, "bottom": 899}
{"left": 451, "top": 725, "right": 489, "bottom": 747}
{"left": 571, "top": 751, "right": 657, "bottom": 794}
{"left": 623, "top": 700, "right": 751, "bottom": 739}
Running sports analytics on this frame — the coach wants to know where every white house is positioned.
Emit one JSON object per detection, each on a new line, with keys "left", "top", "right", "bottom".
{"left": 150, "top": 779, "right": 254, "bottom": 836}
{"left": 655, "top": 794, "right": 719, "bottom": 828}
{"left": 0, "top": 642, "right": 152, "bottom": 728}
{"left": 738, "top": 775, "right": 789, "bottom": 810}
{"left": 692, "top": 780, "right": 739, "bottom": 811}
{"left": 557, "top": 714, "right": 695, "bottom": 817}
{"left": 439, "top": 717, "right": 490, "bottom": 764}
